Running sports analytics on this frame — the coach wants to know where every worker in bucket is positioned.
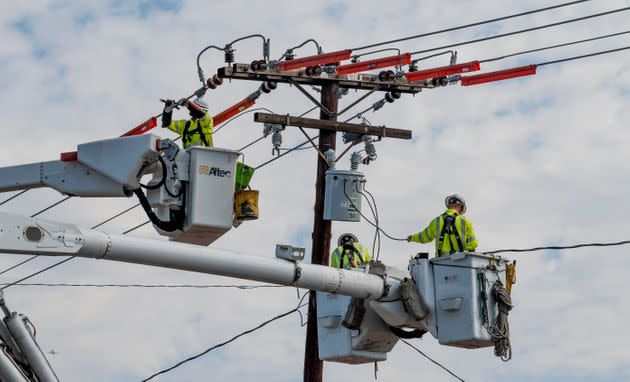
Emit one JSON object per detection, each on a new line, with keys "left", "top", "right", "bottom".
{"left": 330, "top": 233, "right": 372, "bottom": 269}
{"left": 161, "top": 97, "right": 213, "bottom": 148}
{"left": 406, "top": 194, "right": 478, "bottom": 257}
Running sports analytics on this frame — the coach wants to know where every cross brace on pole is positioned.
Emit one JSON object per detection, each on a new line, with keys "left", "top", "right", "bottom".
{"left": 254, "top": 113, "right": 412, "bottom": 140}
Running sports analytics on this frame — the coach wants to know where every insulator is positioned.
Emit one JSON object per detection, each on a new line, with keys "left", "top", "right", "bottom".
{"left": 431, "top": 76, "right": 449, "bottom": 87}
{"left": 285, "top": 50, "right": 295, "bottom": 60}
{"left": 305, "top": 65, "right": 322, "bottom": 76}
{"left": 385, "top": 92, "right": 396, "bottom": 103}
{"left": 250, "top": 60, "right": 268, "bottom": 72}
{"left": 224, "top": 46, "right": 235, "bottom": 64}
{"left": 362, "top": 135, "right": 377, "bottom": 164}
{"left": 408, "top": 62, "right": 418, "bottom": 72}
{"left": 378, "top": 70, "right": 396, "bottom": 82}
{"left": 206, "top": 74, "right": 223, "bottom": 89}
{"left": 350, "top": 151, "right": 362, "bottom": 171}
{"left": 390, "top": 91, "right": 401, "bottom": 99}
{"left": 272, "top": 129, "right": 282, "bottom": 155}
{"left": 260, "top": 81, "right": 277, "bottom": 94}
{"left": 351, "top": 57, "right": 359, "bottom": 63}
{"left": 324, "top": 149, "right": 336, "bottom": 168}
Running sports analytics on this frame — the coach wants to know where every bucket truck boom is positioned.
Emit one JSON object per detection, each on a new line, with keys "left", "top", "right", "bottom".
{"left": 0, "top": 211, "right": 512, "bottom": 365}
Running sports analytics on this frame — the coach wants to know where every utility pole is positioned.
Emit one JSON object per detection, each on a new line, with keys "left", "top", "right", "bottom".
{"left": 303, "top": 82, "right": 338, "bottom": 382}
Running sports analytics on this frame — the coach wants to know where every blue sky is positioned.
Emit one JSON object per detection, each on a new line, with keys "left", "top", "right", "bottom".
{"left": 1, "top": 1, "right": 630, "bottom": 381}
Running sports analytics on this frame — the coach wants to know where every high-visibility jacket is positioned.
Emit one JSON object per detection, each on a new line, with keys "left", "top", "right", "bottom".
{"left": 330, "top": 242, "right": 372, "bottom": 269}
{"left": 167, "top": 114, "right": 213, "bottom": 149}
{"left": 410, "top": 209, "right": 478, "bottom": 257}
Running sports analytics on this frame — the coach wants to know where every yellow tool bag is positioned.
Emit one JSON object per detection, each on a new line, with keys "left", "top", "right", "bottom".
{"left": 234, "top": 189, "right": 259, "bottom": 220}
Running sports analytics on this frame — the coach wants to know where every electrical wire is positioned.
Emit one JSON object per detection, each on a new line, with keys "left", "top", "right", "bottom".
{"left": 537, "top": 45, "right": 630, "bottom": 67}
{"left": 30, "top": 196, "right": 72, "bottom": 218}
{"left": 1, "top": 257, "right": 74, "bottom": 291}
{"left": 352, "top": 0, "right": 591, "bottom": 51}
{"left": 0, "top": 189, "right": 30, "bottom": 206}
{"left": 1, "top": 283, "right": 284, "bottom": 289}
{"left": 480, "top": 30, "right": 630, "bottom": 63}
{"left": 141, "top": 292, "right": 310, "bottom": 382}
{"left": 342, "top": 180, "right": 407, "bottom": 242}
{"left": 483, "top": 239, "right": 630, "bottom": 255}
{"left": 401, "top": 339, "right": 465, "bottom": 382}
{"left": 409, "top": 6, "right": 630, "bottom": 56}
{"left": 213, "top": 107, "right": 276, "bottom": 134}
{"left": 0, "top": 256, "right": 38, "bottom": 277}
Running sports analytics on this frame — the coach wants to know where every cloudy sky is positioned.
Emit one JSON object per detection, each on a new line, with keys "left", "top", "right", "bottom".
{"left": 1, "top": 0, "right": 630, "bottom": 381}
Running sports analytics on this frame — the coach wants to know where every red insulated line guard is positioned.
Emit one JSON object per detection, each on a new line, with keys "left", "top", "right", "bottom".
{"left": 336, "top": 53, "right": 411, "bottom": 75}
{"left": 460, "top": 65, "right": 537, "bottom": 86}
{"left": 277, "top": 49, "right": 353, "bottom": 71}
{"left": 405, "top": 61, "right": 481, "bottom": 81}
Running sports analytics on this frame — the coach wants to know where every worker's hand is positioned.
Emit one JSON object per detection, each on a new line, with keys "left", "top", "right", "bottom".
{"left": 161, "top": 99, "right": 176, "bottom": 113}
{"left": 406, "top": 235, "right": 412, "bottom": 242}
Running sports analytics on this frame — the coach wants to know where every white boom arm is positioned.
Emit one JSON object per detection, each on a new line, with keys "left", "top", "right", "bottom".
{"left": 0, "top": 212, "right": 401, "bottom": 301}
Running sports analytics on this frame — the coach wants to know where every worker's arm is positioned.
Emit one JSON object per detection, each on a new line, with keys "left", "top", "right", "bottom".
{"left": 409, "top": 217, "right": 437, "bottom": 243}
{"left": 330, "top": 249, "right": 340, "bottom": 268}
{"left": 200, "top": 114, "right": 214, "bottom": 147}
{"left": 465, "top": 218, "right": 478, "bottom": 251}
{"left": 166, "top": 119, "right": 187, "bottom": 135}
{"left": 358, "top": 243, "right": 372, "bottom": 263}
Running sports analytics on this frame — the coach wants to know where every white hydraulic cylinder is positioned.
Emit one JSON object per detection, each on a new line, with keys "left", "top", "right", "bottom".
{"left": 0, "top": 347, "right": 29, "bottom": 382}
{"left": 0, "top": 212, "right": 394, "bottom": 301}
{"left": 5, "top": 313, "right": 59, "bottom": 382}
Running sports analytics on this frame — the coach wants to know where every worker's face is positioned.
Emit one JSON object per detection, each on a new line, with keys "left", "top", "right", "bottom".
{"left": 188, "top": 105, "right": 205, "bottom": 119}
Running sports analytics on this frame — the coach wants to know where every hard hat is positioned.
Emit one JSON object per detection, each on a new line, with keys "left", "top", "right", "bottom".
{"left": 338, "top": 233, "right": 358, "bottom": 247}
{"left": 187, "top": 97, "right": 209, "bottom": 113}
{"left": 444, "top": 194, "right": 466, "bottom": 213}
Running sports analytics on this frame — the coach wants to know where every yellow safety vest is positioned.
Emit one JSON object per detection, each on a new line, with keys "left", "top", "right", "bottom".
{"left": 168, "top": 114, "right": 213, "bottom": 149}
{"left": 330, "top": 242, "right": 372, "bottom": 269}
{"left": 410, "top": 209, "right": 478, "bottom": 257}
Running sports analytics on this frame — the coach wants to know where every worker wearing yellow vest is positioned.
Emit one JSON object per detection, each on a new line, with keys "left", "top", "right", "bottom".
{"left": 330, "top": 233, "right": 372, "bottom": 269}
{"left": 161, "top": 97, "right": 213, "bottom": 149}
{"left": 406, "top": 194, "right": 478, "bottom": 257}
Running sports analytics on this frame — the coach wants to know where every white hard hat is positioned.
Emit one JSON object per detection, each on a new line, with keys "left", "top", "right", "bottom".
{"left": 338, "top": 233, "right": 358, "bottom": 247}
{"left": 445, "top": 194, "right": 466, "bottom": 213}
{"left": 188, "top": 97, "right": 209, "bottom": 113}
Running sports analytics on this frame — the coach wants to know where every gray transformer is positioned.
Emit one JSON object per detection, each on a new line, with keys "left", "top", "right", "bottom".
{"left": 323, "top": 169, "right": 364, "bottom": 222}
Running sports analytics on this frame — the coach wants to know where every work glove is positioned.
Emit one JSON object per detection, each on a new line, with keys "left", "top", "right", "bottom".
{"left": 162, "top": 99, "right": 176, "bottom": 113}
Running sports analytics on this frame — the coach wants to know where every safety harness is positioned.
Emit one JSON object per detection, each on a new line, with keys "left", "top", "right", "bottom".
{"left": 182, "top": 119, "right": 210, "bottom": 147}
{"left": 436, "top": 212, "right": 464, "bottom": 257}
{"left": 338, "top": 245, "right": 366, "bottom": 270}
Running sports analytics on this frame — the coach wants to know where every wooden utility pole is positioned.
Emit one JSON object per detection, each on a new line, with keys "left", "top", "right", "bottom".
{"left": 220, "top": 63, "right": 414, "bottom": 382}
{"left": 303, "top": 82, "right": 338, "bottom": 382}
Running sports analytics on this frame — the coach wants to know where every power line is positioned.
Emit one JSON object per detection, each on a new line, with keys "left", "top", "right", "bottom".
{"left": 0, "top": 282, "right": 284, "bottom": 289}
{"left": 537, "top": 45, "right": 630, "bottom": 66}
{"left": 483, "top": 239, "right": 630, "bottom": 255}
{"left": 0, "top": 256, "right": 38, "bottom": 277}
{"left": 352, "top": 0, "right": 591, "bottom": 51}
{"left": 401, "top": 339, "right": 465, "bottom": 382}
{"left": 0, "top": 189, "right": 30, "bottom": 206}
{"left": 142, "top": 293, "right": 310, "bottom": 381}
{"left": 409, "top": 6, "right": 630, "bottom": 55}
{"left": 30, "top": 196, "right": 72, "bottom": 218}
{"left": 480, "top": 30, "right": 630, "bottom": 63}
{"left": 1, "top": 257, "right": 74, "bottom": 291}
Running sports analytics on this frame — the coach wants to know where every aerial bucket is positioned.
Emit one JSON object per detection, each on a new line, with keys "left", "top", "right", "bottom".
{"left": 234, "top": 189, "right": 259, "bottom": 220}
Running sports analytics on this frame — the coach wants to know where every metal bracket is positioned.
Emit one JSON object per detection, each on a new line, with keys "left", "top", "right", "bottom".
{"left": 288, "top": 79, "right": 335, "bottom": 116}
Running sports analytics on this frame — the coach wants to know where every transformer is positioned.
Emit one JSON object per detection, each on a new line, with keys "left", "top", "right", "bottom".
{"left": 323, "top": 169, "right": 364, "bottom": 222}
